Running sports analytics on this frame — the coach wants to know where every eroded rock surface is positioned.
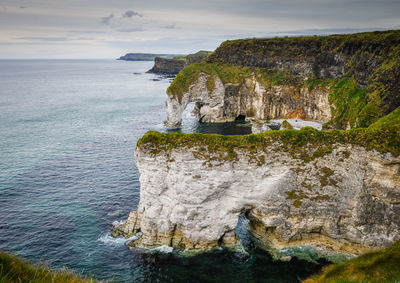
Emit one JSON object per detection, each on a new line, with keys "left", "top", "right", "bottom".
{"left": 165, "top": 73, "right": 331, "bottom": 127}
{"left": 114, "top": 138, "right": 400, "bottom": 259}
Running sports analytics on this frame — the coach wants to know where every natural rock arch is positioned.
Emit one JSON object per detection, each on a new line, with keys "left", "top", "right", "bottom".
{"left": 165, "top": 73, "right": 332, "bottom": 128}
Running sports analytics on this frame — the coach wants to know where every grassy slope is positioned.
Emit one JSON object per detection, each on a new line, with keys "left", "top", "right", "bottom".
{"left": 303, "top": 241, "right": 400, "bottom": 282}
{"left": 0, "top": 251, "right": 102, "bottom": 283}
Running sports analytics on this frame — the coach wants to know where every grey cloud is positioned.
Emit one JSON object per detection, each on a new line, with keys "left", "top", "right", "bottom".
{"left": 117, "top": 27, "right": 145, "bottom": 32}
{"left": 100, "top": 13, "right": 114, "bottom": 24}
{"left": 68, "top": 30, "right": 106, "bottom": 34}
{"left": 164, "top": 24, "right": 177, "bottom": 29}
{"left": 122, "top": 10, "right": 143, "bottom": 18}
{"left": 16, "top": 36, "right": 69, "bottom": 41}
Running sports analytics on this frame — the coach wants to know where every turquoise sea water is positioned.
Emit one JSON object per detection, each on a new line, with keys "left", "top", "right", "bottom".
{"left": 0, "top": 59, "right": 324, "bottom": 282}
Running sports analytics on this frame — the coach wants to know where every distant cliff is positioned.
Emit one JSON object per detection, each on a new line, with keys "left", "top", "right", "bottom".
{"left": 146, "top": 57, "right": 186, "bottom": 74}
{"left": 118, "top": 53, "right": 183, "bottom": 61}
{"left": 147, "top": 51, "right": 212, "bottom": 75}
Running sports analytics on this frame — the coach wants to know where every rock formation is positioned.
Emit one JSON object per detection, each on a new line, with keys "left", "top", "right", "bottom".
{"left": 147, "top": 51, "right": 212, "bottom": 75}
{"left": 114, "top": 30, "right": 400, "bottom": 262}
{"left": 146, "top": 57, "right": 186, "bottom": 75}
{"left": 165, "top": 73, "right": 331, "bottom": 127}
{"left": 113, "top": 129, "right": 400, "bottom": 259}
{"left": 165, "top": 30, "right": 400, "bottom": 129}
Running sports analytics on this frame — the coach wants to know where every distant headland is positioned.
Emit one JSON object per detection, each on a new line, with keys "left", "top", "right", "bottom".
{"left": 118, "top": 53, "right": 185, "bottom": 61}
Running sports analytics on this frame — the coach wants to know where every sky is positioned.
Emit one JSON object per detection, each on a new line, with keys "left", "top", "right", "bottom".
{"left": 0, "top": 0, "right": 399, "bottom": 59}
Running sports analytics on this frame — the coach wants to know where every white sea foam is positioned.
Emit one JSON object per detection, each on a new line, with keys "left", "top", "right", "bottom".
{"left": 97, "top": 232, "right": 141, "bottom": 246}
{"left": 150, "top": 245, "right": 174, "bottom": 253}
{"left": 98, "top": 233, "right": 127, "bottom": 245}
{"left": 112, "top": 219, "right": 126, "bottom": 226}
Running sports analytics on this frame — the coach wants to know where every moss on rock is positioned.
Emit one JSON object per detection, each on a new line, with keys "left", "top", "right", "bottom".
{"left": 137, "top": 124, "right": 400, "bottom": 163}
{"left": 281, "top": 120, "right": 294, "bottom": 129}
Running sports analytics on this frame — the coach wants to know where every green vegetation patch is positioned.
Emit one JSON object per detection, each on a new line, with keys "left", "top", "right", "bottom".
{"left": 0, "top": 251, "right": 101, "bottom": 283}
{"left": 281, "top": 120, "right": 294, "bottom": 129}
{"left": 305, "top": 241, "right": 400, "bottom": 282}
{"left": 369, "top": 106, "right": 400, "bottom": 130}
{"left": 137, "top": 126, "right": 400, "bottom": 164}
{"left": 186, "top": 50, "right": 213, "bottom": 60}
{"left": 167, "top": 62, "right": 298, "bottom": 102}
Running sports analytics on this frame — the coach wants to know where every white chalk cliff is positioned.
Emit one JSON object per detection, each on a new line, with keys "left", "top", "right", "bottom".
{"left": 113, "top": 131, "right": 400, "bottom": 260}
{"left": 165, "top": 73, "right": 331, "bottom": 128}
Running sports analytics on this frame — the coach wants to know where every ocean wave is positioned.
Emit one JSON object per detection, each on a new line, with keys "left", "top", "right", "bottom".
{"left": 150, "top": 245, "right": 174, "bottom": 253}
{"left": 112, "top": 219, "right": 126, "bottom": 226}
{"left": 97, "top": 232, "right": 141, "bottom": 246}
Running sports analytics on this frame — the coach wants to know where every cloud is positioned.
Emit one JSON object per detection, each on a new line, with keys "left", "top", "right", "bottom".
{"left": 122, "top": 10, "right": 143, "bottom": 18}
{"left": 164, "top": 24, "right": 177, "bottom": 29}
{"left": 16, "top": 36, "right": 69, "bottom": 42}
{"left": 117, "top": 27, "right": 145, "bottom": 32}
{"left": 100, "top": 13, "right": 114, "bottom": 24}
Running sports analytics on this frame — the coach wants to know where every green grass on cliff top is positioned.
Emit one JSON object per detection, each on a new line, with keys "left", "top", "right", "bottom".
{"left": 137, "top": 124, "right": 400, "bottom": 160}
{"left": 210, "top": 30, "right": 400, "bottom": 59}
{"left": 304, "top": 241, "right": 400, "bottom": 283}
{"left": 0, "top": 251, "right": 103, "bottom": 283}
{"left": 167, "top": 62, "right": 298, "bottom": 102}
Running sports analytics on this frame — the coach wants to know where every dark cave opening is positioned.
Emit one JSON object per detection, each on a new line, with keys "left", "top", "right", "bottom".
{"left": 234, "top": 114, "right": 246, "bottom": 121}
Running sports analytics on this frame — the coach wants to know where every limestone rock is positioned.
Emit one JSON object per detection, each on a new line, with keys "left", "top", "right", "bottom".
{"left": 165, "top": 73, "right": 331, "bottom": 127}
{"left": 114, "top": 140, "right": 400, "bottom": 259}
{"left": 251, "top": 120, "right": 272, "bottom": 134}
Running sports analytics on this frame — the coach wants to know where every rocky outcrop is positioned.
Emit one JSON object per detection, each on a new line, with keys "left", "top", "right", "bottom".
{"left": 185, "top": 51, "right": 213, "bottom": 65}
{"left": 165, "top": 73, "right": 331, "bottom": 127}
{"left": 114, "top": 130, "right": 400, "bottom": 259}
{"left": 166, "top": 30, "right": 400, "bottom": 128}
{"left": 147, "top": 57, "right": 186, "bottom": 75}
{"left": 147, "top": 51, "right": 212, "bottom": 75}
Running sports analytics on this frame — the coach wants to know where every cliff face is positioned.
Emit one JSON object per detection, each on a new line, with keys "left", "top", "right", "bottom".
{"left": 147, "top": 57, "right": 186, "bottom": 74}
{"left": 166, "top": 30, "right": 400, "bottom": 129}
{"left": 166, "top": 72, "right": 331, "bottom": 127}
{"left": 113, "top": 130, "right": 400, "bottom": 259}
{"left": 147, "top": 51, "right": 212, "bottom": 75}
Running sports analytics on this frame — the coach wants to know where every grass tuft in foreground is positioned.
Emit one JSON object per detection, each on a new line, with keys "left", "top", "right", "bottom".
{"left": 0, "top": 251, "right": 103, "bottom": 283}
{"left": 303, "top": 241, "right": 400, "bottom": 282}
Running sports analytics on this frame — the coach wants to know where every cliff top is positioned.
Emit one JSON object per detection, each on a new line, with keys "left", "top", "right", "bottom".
{"left": 138, "top": 116, "right": 400, "bottom": 161}
{"left": 207, "top": 30, "right": 400, "bottom": 62}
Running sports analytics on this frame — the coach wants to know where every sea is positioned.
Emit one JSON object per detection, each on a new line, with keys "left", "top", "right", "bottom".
{"left": 0, "top": 59, "right": 325, "bottom": 282}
